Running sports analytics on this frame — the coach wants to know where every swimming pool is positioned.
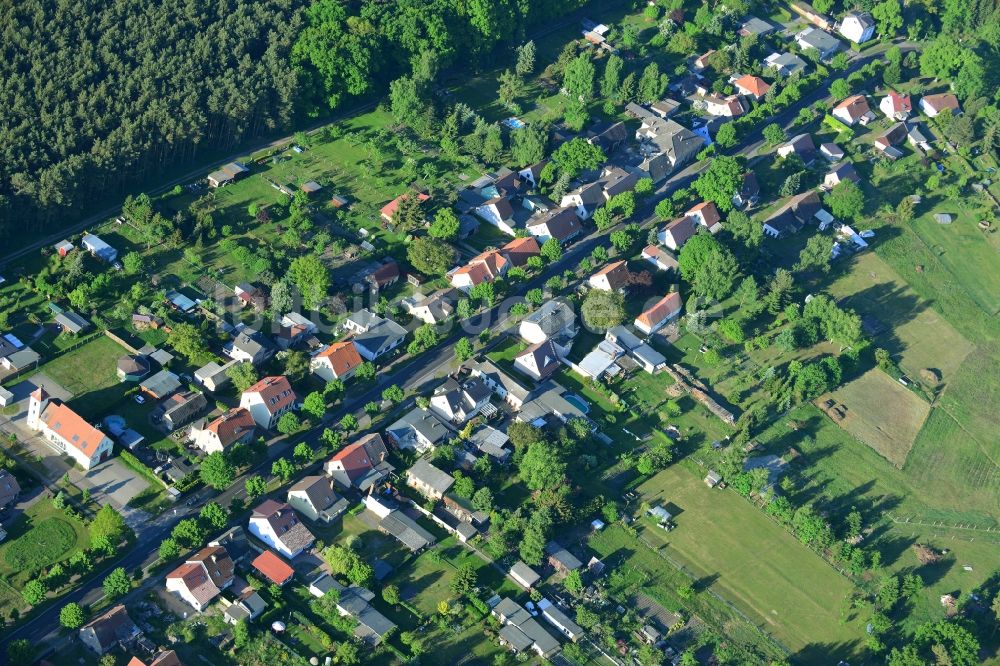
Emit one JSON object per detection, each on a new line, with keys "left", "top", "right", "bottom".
{"left": 564, "top": 393, "right": 590, "bottom": 414}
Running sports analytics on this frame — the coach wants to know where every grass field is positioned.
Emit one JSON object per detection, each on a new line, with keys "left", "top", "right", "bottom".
{"left": 37, "top": 334, "right": 130, "bottom": 418}
{"left": 826, "top": 369, "right": 931, "bottom": 467}
{"left": 634, "top": 465, "right": 861, "bottom": 658}
{"left": 827, "top": 252, "right": 973, "bottom": 384}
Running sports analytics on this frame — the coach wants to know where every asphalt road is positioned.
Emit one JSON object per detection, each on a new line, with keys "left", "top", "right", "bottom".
{"left": 0, "top": 40, "right": 913, "bottom": 655}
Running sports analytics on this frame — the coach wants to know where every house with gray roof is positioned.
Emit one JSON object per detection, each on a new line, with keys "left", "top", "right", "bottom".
{"left": 764, "top": 52, "right": 808, "bottom": 76}
{"left": 140, "top": 369, "right": 182, "bottom": 400}
{"left": 509, "top": 561, "right": 541, "bottom": 589}
{"left": 287, "top": 475, "right": 349, "bottom": 523}
{"left": 739, "top": 15, "right": 777, "bottom": 36}
{"left": 430, "top": 376, "right": 492, "bottom": 424}
{"left": 351, "top": 316, "right": 407, "bottom": 361}
{"left": 308, "top": 574, "right": 397, "bottom": 645}
{"left": 796, "top": 27, "right": 842, "bottom": 60}
{"left": 54, "top": 310, "right": 91, "bottom": 335}
{"left": 225, "top": 329, "right": 273, "bottom": 366}
{"left": 468, "top": 358, "right": 535, "bottom": 410}
{"left": 518, "top": 381, "right": 587, "bottom": 426}
{"left": 634, "top": 117, "right": 703, "bottom": 182}
{"left": 538, "top": 598, "right": 584, "bottom": 641}
{"left": 546, "top": 541, "right": 583, "bottom": 572}
{"left": 470, "top": 426, "right": 511, "bottom": 463}
{"left": 386, "top": 408, "right": 449, "bottom": 452}
{"left": 364, "top": 495, "right": 436, "bottom": 552}
{"left": 195, "top": 360, "right": 238, "bottom": 392}
{"left": 492, "top": 597, "right": 561, "bottom": 658}
{"left": 406, "top": 458, "right": 455, "bottom": 500}
{"left": 605, "top": 326, "right": 666, "bottom": 374}
{"left": 519, "top": 299, "right": 577, "bottom": 354}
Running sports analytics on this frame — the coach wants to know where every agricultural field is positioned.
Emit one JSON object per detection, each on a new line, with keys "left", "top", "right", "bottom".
{"left": 825, "top": 369, "right": 931, "bottom": 467}
{"left": 633, "top": 465, "right": 862, "bottom": 660}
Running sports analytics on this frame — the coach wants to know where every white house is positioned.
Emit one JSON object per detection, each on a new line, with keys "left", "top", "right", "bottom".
{"left": 641, "top": 245, "right": 678, "bottom": 272}
{"left": 287, "top": 476, "right": 348, "bottom": 523}
{"left": 513, "top": 340, "right": 563, "bottom": 381}
{"left": 27, "top": 388, "right": 113, "bottom": 470}
{"left": 430, "top": 376, "right": 492, "bottom": 424}
{"left": 920, "top": 93, "right": 960, "bottom": 118}
{"left": 165, "top": 546, "right": 234, "bottom": 612}
{"left": 310, "top": 341, "right": 363, "bottom": 382}
{"left": 686, "top": 201, "right": 721, "bottom": 233}
{"left": 701, "top": 94, "right": 746, "bottom": 118}
{"left": 839, "top": 11, "right": 875, "bottom": 43}
{"left": 450, "top": 250, "right": 509, "bottom": 292}
{"left": 588, "top": 261, "right": 631, "bottom": 292}
{"left": 474, "top": 197, "right": 517, "bottom": 236}
{"left": 879, "top": 91, "right": 912, "bottom": 120}
{"left": 248, "top": 500, "right": 315, "bottom": 559}
{"left": 190, "top": 407, "right": 256, "bottom": 454}
{"left": 634, "top": 293, "right": 683, "bottom": 335}
{"left": 657, "top": 216, "right": 698, "bottom": 251}
{"left": 832, "top": 95, "right": 875, "bottom": 126}
{"left": 239, "top": 376, "right": 296, "bottom": 430}
{"left": 519, "top": 300, "right": 577, "bottom": 350}
{"left": 559, "top": 182, "right": 604, "bottom": 220}
{"left": 525, "top": 207, "right": 582, "bottom": 245}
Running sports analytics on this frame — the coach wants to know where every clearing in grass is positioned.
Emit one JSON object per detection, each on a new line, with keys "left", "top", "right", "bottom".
{"left": 635, "top": 465, "right": 861, "bottom": 658}
{"left": 35, "top": 334, "right": 131, "bottom": 418}
{"left": 824, "top": 369, "right": 931, "bottom": 468}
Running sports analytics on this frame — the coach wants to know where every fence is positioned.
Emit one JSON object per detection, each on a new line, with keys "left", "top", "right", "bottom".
{"left": 884, "top": 513, "right": 1000, "bottom": 541}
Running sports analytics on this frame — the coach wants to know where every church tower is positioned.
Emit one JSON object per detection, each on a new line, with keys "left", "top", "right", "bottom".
{"left": 27, "top": 386, "right": 48, "bottom": 431}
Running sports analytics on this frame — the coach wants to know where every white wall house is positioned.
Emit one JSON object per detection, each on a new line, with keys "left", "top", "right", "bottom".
{"left": 239, "top": 376, "right": 296, "bottom": 430}
{"left": 839, "top": 12, "right": 875, "bottom": 43}
{"left": 27, "top": 388, "right": 113, "bottom": 470}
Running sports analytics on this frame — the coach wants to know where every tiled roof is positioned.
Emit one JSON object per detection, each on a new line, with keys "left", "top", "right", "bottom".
{"left": 501, "top": 236, "right": 540, "bottom": 266}
{"left": 244, "top": 376, "right": 295, "bottom": 415}
{"left": 687, "top": 201, "right": 721, "bottom": 228}
{"left": 834, "top": 95, "right": 871, "bottom": 120}
{"left": 590, "top": 260, "right": 631, "bottom": 290}
{"left": 204, "top": 408, "right": 256, "bottom": 448}
{"left": 636, "top": 293, "right": 682, "bottom": 328}
{"left": 734, "top": 74, "right": 770, "bottom": 96}
{"left": 167, "top": 561, "right": 221, "bottom": 606}
{"left": 39, "top": 402, "right": 107, "bottom": 457}
{"left": 922, "top": 93, "right": 959, "bottom": 111}
{"left": 289, "top": 475, "right": 339, "bottom": 512}
{"left": 251, "top": 550, "right": 295, "bottom": 585}
{"left": 315, "top": 341, "right": 363, "bottom": 376}
{"left": 188, "top": 545, "right": 235, "bottom": 590}
{"left": 380, "top": 192, "right": 429, "bottom": 219}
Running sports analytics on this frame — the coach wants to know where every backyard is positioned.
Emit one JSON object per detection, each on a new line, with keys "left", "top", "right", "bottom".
{"left": 34, "top": 334, "right": 131, "bottom": 419}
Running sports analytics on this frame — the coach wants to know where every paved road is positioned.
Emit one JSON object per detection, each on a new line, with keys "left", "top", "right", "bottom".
{"left": 0, "top": 40, "right": 912, "bottom": 655}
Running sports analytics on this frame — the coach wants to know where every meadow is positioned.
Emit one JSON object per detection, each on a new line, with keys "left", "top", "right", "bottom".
{"left": 35, "top": 334, "right": 131, "bottom": 419}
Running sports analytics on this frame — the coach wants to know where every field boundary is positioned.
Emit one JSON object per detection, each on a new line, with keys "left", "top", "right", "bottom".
{"left": 884, "top": 513, "right": 1000, "bottom": 538}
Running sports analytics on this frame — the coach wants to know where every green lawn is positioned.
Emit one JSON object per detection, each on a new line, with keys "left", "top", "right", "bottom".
{"left": 634, "top": 465, "right": 863, "bottom": 660}
{"left": 36, "top": 334, "right": 131, "bottom": 419}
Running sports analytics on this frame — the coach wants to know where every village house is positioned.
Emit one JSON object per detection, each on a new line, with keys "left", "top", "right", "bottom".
{"left": 234, "top": 282, "right": 267, "bottom": 311}
{"left": 366, "top": 259, "right": 400, "bottom": 292}
{"left": 54, "top": 310, "right": 91, "bottom": 335}
{"left": 27, "top": 387, "right": 113, "bottom": 470}
{"left": 158, "top": 390, "right": 208, "bottom": 431}
{"left": 81, "top": 233, "right": 118, "bottom": 264}
{"left": 839, "top": 11, "right": 875, "bottom": 43}
{"left": 641, "top": 245, "right": 678, "bottom": 272}
{"left": 364, "top": 494, "right": 436, "bottom": 553}
{"left": 538, "top": 598, "right": 584, "bottom": 642}
{"left": 324, "top": 433, "right": 394, "bottom": 490}
{"left": 587, "top": 121, "right": 629, "bottom": 155}
{"left": 795, "top": 27, "right": 841, "bottom": 59}
{"left": 194, "top": 360, "right": 237, "bottom": 393}
{"left": 207, "top": 162, "right": 249, "bottom": 188}
{"left": 248, "top": 500, "right": 315, "bottom": 559}
{"left": 225, "top": 329, "right": 273, "bottom": 366}
{"left": 732, "top": 172, "right": 761, "bottom": 209}
{"left": 606, "top": 326, "right": 667, "bottom": 374}
{"left": 700, "top": 94, "right": 747, "bottom": 118}
{"left": 309, "top": 574, "right": 397, "bottom": 645}
{"left": 470, "top": 425, "right": 512, "bottom": 464}
{"left": 821, "top": 142, "right": 846, "bottom": 161}
{"left": 140, "top": 369, "right": 181, "bottom": 400}
{"left": 525, "top": 207, "right": 582, "bottom": 245}
{"left": 474, "top": 196, "right": 517, "bottom": 235}
{"left": 127, "top": 650, "right": 183, "bottom": 666}
{"left": 380, "top": 192, "right": 430, "bottom": 223}
{"left": 79, "top": 605, "right": 140, "bottom": 655}
{"left": 165, "top": 545, "right": 235, "bottom": 612}
{"left": 824, "top": 162, "right": 861, "bottom": 189}
{"left": 517, "top": 381, "right": 588, "bottom": 427}
{"left": 635, "top": 293, "right": 683, "bottom": 335}
{"left": 492, "top": 597, "right": 561, "bottom": 659}
{"left": 558, "top": 182, "right": 605, "bottom": 221}
{"left": 588, "top": 260, "right": 631, "bottom": 292}
{"left": 739, "top": 16, "right": 777, "bottom": 37}
{"left": 833, "top": 95, "right": 876, "bottom": 126}
{"left": 385, "top": 408, "right": 449, "bottom": 452}
{"left": 450, "top": 249, "right": 509, "bottom": 292}
{"left": 502, "top": 236, "right": 541, "bottom": 266}
{"left": 657, "top": 216, "right": 698, "bottom": 251}
{"left": 189, "top": 407, "right": 256, "bottom": 454}
{"left": 310, "top": 341, "right": 363, "bottom": 382}
{"left": 546, "top": 541, "right": 583, "bottom": 573}
{"left": 430, "top": 376, "right": 492, "bottom": 424}
{"left": 733, "top": 74, "right": 770, "bottom": 100}
{"left": 342, "top": 310, "right": 407, "bottom": 361}
{"left": 519, "top": 299, "right": 577, "bottom": 354}
{"left": 0, "top": 470, "right": 21, "bottom": 509}
{"left": 880, "top": 90, "right": 913, "bottom": 120}
{"left": 687, "top": 201, "right": 722, "bottom": 233}
{"left": 874, "top": 122, "right": 909, "bottom": 159}
{"left": 406, "top": 458, "right": 455, "bottom": 500}
{"left": 275, "top": 312, "right": 317, "bottom": 350}
{"left": 763, "top": 191, "right": 825, "bottom": 238}
{"left": 763, "top": 52, "right": 808, "bottom": 77}
{"left": 221, "top": 580, "right": 268, "bottom": 625}
{"left": 777, "top": 133, "right": 818, "bottom": 165}
{"left": 401, "top": 289, "right": 455, "bottom": 324}
{"left": 514, "top": 340, "right": 563, "bottom": 381}
{"left": 517, "top": 160, "right": 548, "bottom": 188}
{"left": 920, "top": 93, "right": 960, "bottom": 118}
{"left": 634, "top": 116, "right": 704, "bottom": 182}
{"left": 116, "top": 355, "right": 150, "bottom": 382}
{"left": 239, "top": 376, "right": 295, "bottom": 430}
{"left": 468, "top": 358, "right": 535, "bottom": 411}
{"left": 287, "top": 475, "right": 349, "bottom": 523}
{"left": 251, "top": 550, "right": 295, "bottom": 587}
{"left": 509, "top": 561, "right": 541, "bottom": 589}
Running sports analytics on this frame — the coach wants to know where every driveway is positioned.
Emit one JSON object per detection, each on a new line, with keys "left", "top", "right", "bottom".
{"left": 83, "top": 458, "right": 150, "bottom": 508}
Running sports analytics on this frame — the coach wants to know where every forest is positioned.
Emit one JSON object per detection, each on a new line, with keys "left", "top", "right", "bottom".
{"left": 0, "top": 0, "right": 589, "bottom": 239}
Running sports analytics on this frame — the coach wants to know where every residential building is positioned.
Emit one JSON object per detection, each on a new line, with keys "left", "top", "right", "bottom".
{"left": 598, "top": 166, "right": 640, "bottom": 199}
{"left": 634, "top": 117, "right": 704, "bottom": 182}
{"left": 839, "top": 11, "right": 875, "bottom": 43}
{"left": 307, "top": 574, "right": 397, "bottom": 645}
{"left": 364, "top": 495, "right": 436, "bottom": 552}
{"left": 385, "top": 408, "right": 449, "bottom": 452}
{"left": 559, "top": 182, "right": 605, "bottom": 220}
{"left": 225, "top": 329, "right": 273, "bottom": 366}
{"left": 586, "top": 121, "right": 629, "bottom": 154}
{"left": 907, "top": 122, "right": 935, "bottom": 151}
{"left": 733, "top": 74, "right": 770, "bottom": 100}
{"left": 380, "top": 192, "right": 429, "bottom": 223}
{"left": 474, "top": 196, "right": 517, "bottom": 235}
{"left": 538, "top": 598, "right": 584, "bottom": 642}
{"left": 275, "top": 312, "right": 317, "bottom": 350}
{"left": 324, "top": 433, "right": 394, "bottom": 489}
{"left": 221, "top": 580, "right": 267, "bottom": 625}
{"left": 189, "top": 407, "right": 256, "bottom": 454}
{"left": 641, "top": 245, "right": 678, "bottom": 272}
{"left": 514, "top": 340, "right": 563, "bottom": 381}
{"left": 606, "top": 326, "right": 667, "bottom": 374}
{"left": 159, "top": 391, "right": 208, "bottom": 431}
{"left": 657, "top": 216, "right": 698, "bottom": 251}
{"left": 732, "top": 172, "right": 761, "bottom": 208}
{"left": 450, "top": 250, "right": 509, "bottom": 292}
{"left": 821, "top": 143, "right": 845, "bottom": 161}
{"left": 501, "top": 236, "right": 541, "bottom": 267}
{"left": 140, "top": 369, "right": 181, "bottom": 400}
{"left": 127, "top": 651, "right": 183, "bottom": 666}
{"left": 194, "top": 360, "right": 237, "bottom": 392}
{"left": 165, "top": 546, "right": 234, "bottom": 612}
{"left": 920, "top": 93, "right": 960, "bottom": 118}
{"left": 588, "top": 260, "right": 631, "bottom": 292}
{"left": 517, "top": 160, "right": 547, "bottom": 188}
{"left": 210, "top": 526, "right": 252, "bottom": 564}
{"left": 578, "top": 339, "right": 625, "bottom": 380}
{"left": 366, "top": 260, "right": 400, "bottom": 291}
{"left": 287, "top": 475, "right": 349, "bottom": 523}
{"left": 824, "top": 162, "right": 860, "bottom": 189}
{"left": 251, "top": 550, "right": 295, "bottom": 586}
{"left": 635, "top": 293, "right": 683, "bottom": 335}
{"left": 519, "top": 300, "right": 577, "bottom": 352}
{"left": 54, "top": 310, "right": 91, "bottom": 334}
{"left": 789, "top": 0, "right": 835, "bottom": 28}
{"left": 311, "top": 341, "right": 363, "bottom": 382}
{"left": 510, "top": 561, "right": 541, "bottom": 589}
{"left": 518, "top": 381, "right": 587, "bottom": 426}
{"left": 874, "top": 122, "right": 909, "bottom": 158}
{"left": 207, "top": 162, "right": 249, "bottom": 188}
{"left": 347, "top": 314, "right": 407, "bottom": 361}
{"left": 234, "top": 282, "right": 267, "bottom": 311}
{"left": 832, "top": 95, "right": 875, "bottom": 126}
{"left": 27, "top": 387, "right": 113, "bottom": 470}
{"left": 116, "top": 355, "right": 150, "bottom": 382}
{"left": 763, "top": 191, "right": 824, "bottom": 237}
{"left": 239, "top": 376, "right": 295, "bottom": 430}
{"left": 468, "top": 358, "right": 535, "bottom": 410}
{"left": 687, "top": 201, "right": 722, "bottom": 233}
{"left": 401, "top": 290, "right": 455, "bottom": 324}
{"left": 406, "top": 458, "right": 455, "bottom": 500}
{"left": 777, "top": 133, "right": 817, "bottom": 164}
{"left": 1, "top": 347, "right": 40, "bottom": 373}
{"left": 0, "top": 469, "right": 21, "bottom": 509}
{"left": 763, "top": 52, "right": 808, "bottom": 77}
{"left": 248, "top": 500, "right": 315, "bottom": 559}
{"left": 469, "top": 425, "right": 512, "bottom": 463}
{"left": 430, "top": 376, "right": 492, "bottom": 424}
{"left": 739, "top": 16, "right": 777, "bottom": 36}
{"left": 492, "top": 597, "right": 561, "bottom": 658}
{"left": 700, "top": 93, "right": 747, "bottom": 117}
{"left": 547, "top": 541, "right": 583, "bottom": 572}
{"left": 525, "top": 207, "right": 582, "bottom": 244}
{"left": 80, "top": 233, "right": 118, "bottom": 263}
{"left": 79, "top": 605, "right": 140, "bottom": 655}
{"left": 880, "top": 91, "right": 912, "bottom": 120}
{"left": 795, "top": 27, "right": 841, "bottom": 59}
